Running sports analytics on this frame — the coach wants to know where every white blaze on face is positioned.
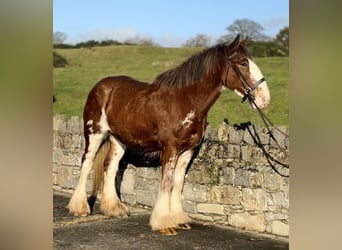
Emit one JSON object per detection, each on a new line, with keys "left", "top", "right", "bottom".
{"left": 248, "top": 59, "right": 270, "bottom": 109}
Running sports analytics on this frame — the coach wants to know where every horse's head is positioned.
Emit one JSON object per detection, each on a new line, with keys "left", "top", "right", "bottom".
{"left": 222, "top": 35, "right": 270, "bottom": 109}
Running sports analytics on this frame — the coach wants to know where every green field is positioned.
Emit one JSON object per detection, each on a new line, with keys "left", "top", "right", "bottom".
{"left": 53, "top": 45, "right": 288, "bottom": 128}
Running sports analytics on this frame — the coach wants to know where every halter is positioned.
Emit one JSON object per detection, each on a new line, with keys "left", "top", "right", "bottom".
{"left": 227, "top": 56, "right": 266, "bottom": 103}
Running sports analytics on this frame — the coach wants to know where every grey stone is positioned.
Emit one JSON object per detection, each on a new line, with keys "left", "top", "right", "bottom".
{"left": 271, "top": 220, "right": 289, "bottom": 236}
{"left": 209, "top": 186, "right": 242, "bottom": 205}
{"left": 219, "top": 166, "right": 235, "bottom": 185}
{"left": 183, "top": 184, "right": 208, "bottom": 202}
{"left": 197, "top": 203, "right": 225, "bottom": 215}
{"left": 217, "top": 123, "right": 229, "bottom": 142}
{"left": 182, "top": 200, "right": 196, "bottom": 213}
{"left": 270, "top": 127, "right": 287, "bottom": 149}
{"left": 230, "top": 212, "right": 266, "bottom": 232}
{"left": 241, "top": 188, "right": 266, "bottom": 211}
{"left": 228, "top": 127, "right": 244, "bottom": 144}
{"left": 56, "top": 165, "right": 74, "bottom": 189}
{"left": 135, "top": 177, "right": 159, "bottom": 192}
{"left": 120, "top": 168, "right": 137, "bottom": 195}
{"left": 136, "top": 189, "right": 158, "bottom": 207}
{"left": 228, "top": 144, "right": 240, "bottom": 158}
{"left": 234, "top": 168, "right": 251, "bottom": 187}
{"left": 121, "top": 194, "right": 137, "bottom": 206}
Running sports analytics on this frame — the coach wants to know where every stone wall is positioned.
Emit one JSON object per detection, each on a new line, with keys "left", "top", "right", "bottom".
{"left": 53, "top": 115, "right": 289, "bottom": 237}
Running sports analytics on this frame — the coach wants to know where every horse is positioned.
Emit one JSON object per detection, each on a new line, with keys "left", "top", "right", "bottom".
{"left": 68, "top": 34, "right": 270, "bottom": 236}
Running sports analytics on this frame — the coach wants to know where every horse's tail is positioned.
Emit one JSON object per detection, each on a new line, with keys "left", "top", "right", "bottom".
{"left": 92, "top": 140, "right": 111, "bottom": 196}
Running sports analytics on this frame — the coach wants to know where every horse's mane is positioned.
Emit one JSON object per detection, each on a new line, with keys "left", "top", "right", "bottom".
{"left": 152, "top": 42, "right": 251, "bottom": 88}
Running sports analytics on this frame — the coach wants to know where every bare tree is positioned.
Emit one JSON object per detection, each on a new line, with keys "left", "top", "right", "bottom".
{"left": 226, "top": 19, "right": 265, "bottom": 40}
{"left": 275, "top": 26, "right": 289, "bottom": 52}
{"left": 216, "top": 34, "right": 236, "bottom": 44}
{"left": 53, "top": 31, "right": 67, "bottom": 44}
{"left": 183, "top": 34, "right": 211, "bottom": 47}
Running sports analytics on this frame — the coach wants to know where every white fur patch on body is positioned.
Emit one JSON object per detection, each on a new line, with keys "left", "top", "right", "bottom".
{"left": 99, "top": 108, "right": 112, "bottom": 133}
{"left": 86, "top": 120, "right": 94, "bottom": 133}
{"left": 234, "top": 89, "right": 244, "bottom": 97}
{"left": 181, "top": 110, "right": 195, "bottom": 127}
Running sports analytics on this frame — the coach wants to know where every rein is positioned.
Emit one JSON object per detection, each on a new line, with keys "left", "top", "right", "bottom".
{"left": 227, "top": 59, "right": 289, "bottom": 177}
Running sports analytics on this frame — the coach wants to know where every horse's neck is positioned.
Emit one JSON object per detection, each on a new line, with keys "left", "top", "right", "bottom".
{"left": 185, "top": 79, "right": 223, "bottom": 116}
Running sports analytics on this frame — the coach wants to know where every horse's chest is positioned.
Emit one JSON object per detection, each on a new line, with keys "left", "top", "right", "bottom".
{"left": 174, "top": 113, "right": 206, "bottom": 149}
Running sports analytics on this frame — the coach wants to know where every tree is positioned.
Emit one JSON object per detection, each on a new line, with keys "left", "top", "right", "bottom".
{"left": 226, "top": 19, "right": 265, "bottom": 40}
{"left": 53, "top": 51, "right": 68, "bottom": 67}
{"left": 53, "top": 31, "right": 67, "bottom": 44}
{"left": 216, "top": 34, "right": 236, "bottom": 44}
{"left": 183, "top": 34, "right": 211, "bottom": 48}
{"left": 275, "top": 26, "right": 289, "bottom": 54}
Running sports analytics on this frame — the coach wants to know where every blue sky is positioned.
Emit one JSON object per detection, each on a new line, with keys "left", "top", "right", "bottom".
{"left": 53, "top": 0, "right": 289, "bottom": 47}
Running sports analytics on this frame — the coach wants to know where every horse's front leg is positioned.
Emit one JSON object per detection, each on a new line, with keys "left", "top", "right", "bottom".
{"left": 170, "top": 150, "right": 194, "bottom": 229}
{"left": 150, "top": 147, "right": 179, "bottom": 235}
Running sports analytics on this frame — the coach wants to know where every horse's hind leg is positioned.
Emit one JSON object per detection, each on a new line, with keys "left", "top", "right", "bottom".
{"left": 68, "top": 132, "right": 105, "bottom": 216}
{"left": 100, "top": 135, "right": 128, "bottom": 217}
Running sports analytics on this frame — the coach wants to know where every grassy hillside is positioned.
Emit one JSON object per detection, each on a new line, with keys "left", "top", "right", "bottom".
{"left": 53, "top": 45, "right": 288, "bottom": 128}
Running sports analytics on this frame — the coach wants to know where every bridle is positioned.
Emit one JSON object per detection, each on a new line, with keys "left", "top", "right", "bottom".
{"left": 223, "top": 54, "right": 289, "bottom": 177}
{"left": 227, "top": 56, "right": 266, "bottom": 103}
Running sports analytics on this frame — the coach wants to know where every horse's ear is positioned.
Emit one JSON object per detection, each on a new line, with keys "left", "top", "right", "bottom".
{"left": 241, "top": 36, "right": 248, "bottom": 46}
{"left": 229, "top": 34, "right": 240, "bottom": 51}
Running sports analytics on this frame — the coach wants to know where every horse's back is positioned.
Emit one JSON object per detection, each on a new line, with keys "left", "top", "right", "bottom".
{"left": 93, "top": 75, "right": 149, "bottom": 93}
{"left": 85, "top": 75, "right": 149, "bottom": 107}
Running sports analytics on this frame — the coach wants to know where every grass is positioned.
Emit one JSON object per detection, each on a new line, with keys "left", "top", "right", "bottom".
{"left": 53, "top": 45, "right": 288, "bottom": 128}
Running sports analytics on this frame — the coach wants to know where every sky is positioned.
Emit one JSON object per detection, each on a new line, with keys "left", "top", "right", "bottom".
{"left": 53, "top": 0, "right": 289, "bottom": 47}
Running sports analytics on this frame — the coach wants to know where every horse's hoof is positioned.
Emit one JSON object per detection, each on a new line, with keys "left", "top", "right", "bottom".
{"left": 178, "top": 223, "right": 191, "bottom": 230}
{"left": 69, "top": 211, "right": 89, "bottom": 217}
{"left": 159, "top": 228, "right": 178, "bottom": 236}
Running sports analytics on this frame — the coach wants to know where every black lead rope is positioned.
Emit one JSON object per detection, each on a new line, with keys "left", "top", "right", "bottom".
{"left": 244, "top": 95, "right": 290, "bottom": 177}
{"left": 245, "top": 122, "right": 289, "bottom": 178}
{"left": 229, "top": 61, "right": 289, "bottom": 177}
{"left": 228, "top": 60, "right": 289, "bottom": 176}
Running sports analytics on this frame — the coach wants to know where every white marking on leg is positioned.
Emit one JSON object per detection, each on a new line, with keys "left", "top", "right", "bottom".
{"left": 150, "top": 189, "right": 174, "bottom": 230}
{"left": 170, "top": 150, "right": 193, "bottom": 225}
{"left": 68, "top": 133, "right": 104, "bottom": 216}
{"left": 100, "top": 136, "right": 128, "bottom": 217}
{"left": 150, "top": 156, "right": 178, "bottom": 230}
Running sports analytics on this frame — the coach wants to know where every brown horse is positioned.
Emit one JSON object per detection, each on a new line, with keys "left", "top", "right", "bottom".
{"left": 68, "top": 35, "right": 270, "bottom": 235}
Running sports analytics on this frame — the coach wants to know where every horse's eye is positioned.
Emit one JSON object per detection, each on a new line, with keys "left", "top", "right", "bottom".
{"left": 241, "top": 61, "right": 248, "bottom": 67}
